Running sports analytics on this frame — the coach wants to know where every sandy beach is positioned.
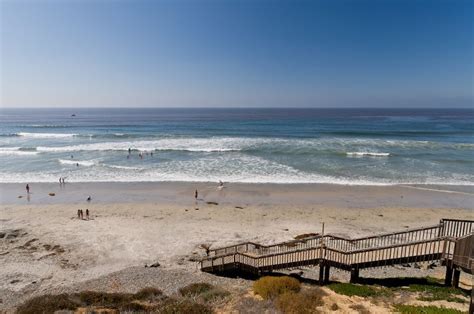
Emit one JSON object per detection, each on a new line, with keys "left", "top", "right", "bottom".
{"left": 1, "top": 182, "right": 473, "bottom": 310}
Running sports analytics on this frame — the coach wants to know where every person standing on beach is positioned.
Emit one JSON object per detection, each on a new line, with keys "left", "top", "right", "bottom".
{"left": 77, "top": 209, "right": 81, "bottom": 219}
{"left": 195, "top": 189, "right": 198, "bottom": 200}
{"left": 86, "top": 209, "right": 89, "bottom": 220}
{"left": 26, "top": 184, "right": 30, "bottom": 194}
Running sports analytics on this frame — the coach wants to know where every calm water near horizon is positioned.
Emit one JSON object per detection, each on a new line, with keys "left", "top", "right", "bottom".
{"left": 0, "top": 108, "right": 473, "bottom": 185}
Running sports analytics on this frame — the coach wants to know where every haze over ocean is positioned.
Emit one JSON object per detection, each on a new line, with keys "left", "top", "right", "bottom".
{"left": 0, "top": 108, "right": 472, "bottom": 185}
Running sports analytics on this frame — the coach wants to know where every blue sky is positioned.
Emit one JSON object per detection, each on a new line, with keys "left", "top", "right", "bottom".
{"left": 1, "top": 0, "right": 472, "bottom": 108}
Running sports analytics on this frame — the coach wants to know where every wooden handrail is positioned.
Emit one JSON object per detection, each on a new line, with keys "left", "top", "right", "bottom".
{"left": 205, "top": 219, "right": 474, "bottom": 265}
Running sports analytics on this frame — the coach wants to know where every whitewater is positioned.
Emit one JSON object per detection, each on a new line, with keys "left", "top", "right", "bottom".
{"left": 0, "top": 108, "right": 472, "bottom": 185}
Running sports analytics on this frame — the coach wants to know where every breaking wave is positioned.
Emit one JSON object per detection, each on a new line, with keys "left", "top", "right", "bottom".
{"left": 58, "top": 159, "right": 96, "bottom": 166}
{"left": 346, "top": 152, "right": 390, "bottom": 157}
{"left": 17, "top": 132, "right": 77, "bottom": 138}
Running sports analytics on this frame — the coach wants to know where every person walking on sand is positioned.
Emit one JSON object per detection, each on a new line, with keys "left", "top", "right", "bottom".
{"left": 77, "top": 209, "right": 81, "bottom": 219}
{"left": 26, "top": 184, "right": 30, "bottom": 194}
{"left": 80, "top": 209, "right": 84, "bottom": 219}
{"left": 86, "top": 209, "right": 89, "bottom": 220}
{"left": 195, "top": 189, "right": 198, "bottom": 200}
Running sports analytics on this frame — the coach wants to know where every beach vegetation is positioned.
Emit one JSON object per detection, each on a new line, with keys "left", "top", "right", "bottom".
{"left": 78, "top": 290, "right": 134, "bottom": 307}
{"left": 17, "top": 286, "right": 208, "bottom": 313}
{"left": 253, "top": 276, "right": 301, "bottom": 299}
{"left": 327, "top": 282, "right": 391, "bottom": 298}
{"left": 402, "top": 282, "right": 468, "bottom": 303}
{"left": 134, "top": 287, "right": 164, "bottom": 301}
{"left": 120, "top": 301, "right": 149, "bottom": 311}
{"left": 275, "top": 289, "right": 325, "bottom": 314}
{"left": 234, "top": 297, "right": 275, "bottom": 314}
{"left": 349, "top": 303, "right": 371, "bottom": 314}
{"left": 156, "top": 298, "right": 214, "bottom": 314}
{"left": 179, "top": 282, "right": 230, "bottom": 303}
{"left": 179, "top": 282, "right": 214, "bottom": 296}
{"left": 393, "top": 304, "right": 465, "bottom": 314}
{"left": 355, "top": 277, "right": 468, "bottom": 303}
{"left": 16, "top": 294, "right": 78, "bottom": 314}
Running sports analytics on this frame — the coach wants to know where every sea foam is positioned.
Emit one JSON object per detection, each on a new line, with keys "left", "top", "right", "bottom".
{"left": 58, "top": 159, "right": 96, "bottom": 166}
{"left": 346, "top": 152, "right": 390, "bottom": 157}
{"left": 18, "top": 132, "right": 77, "bottom": 138}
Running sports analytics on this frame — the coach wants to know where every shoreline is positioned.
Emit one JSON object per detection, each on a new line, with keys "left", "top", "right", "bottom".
{"left": 1, "top": 182, "right": 473, "bottom": 208}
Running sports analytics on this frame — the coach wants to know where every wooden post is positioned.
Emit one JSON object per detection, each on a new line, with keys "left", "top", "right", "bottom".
{"left": 319, "top": 264, "right": 325, "bottom": 285}
{"left": 444, "top": 264, "right": 453, "bottom": 286}
{"left": 324, "top": 265, "right": 331, "bottom": 284}
{"left": 452, "top": 268, "right": 460, "bottom": 288}
{"left": 350, "top": 268, "right": 359, "bottom": 283}
{"left": 469, "top": 286, "right": 474, "bottom": 314}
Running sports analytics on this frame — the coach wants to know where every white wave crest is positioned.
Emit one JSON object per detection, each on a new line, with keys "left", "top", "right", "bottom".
{"left": 346, "top": 152, "right": 390, "bottom": 157}
{"left": 18, "top": 132, "right": 77, "bottom": 138}
{"left": 36, "top": 137, "right": 260, "bottom": 152}
{"left": 58, "top": 159, "right": 96, "bottom": 166}
{"left": 0, "top": 147, "right": 39, "bottom": 156}
{"left": 104, "top": 164, "right": 142, "bottom": 170}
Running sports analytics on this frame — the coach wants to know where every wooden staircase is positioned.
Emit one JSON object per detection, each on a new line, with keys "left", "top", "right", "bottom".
{"left": 200, "top": 219, "right": 474, "bottom": 284}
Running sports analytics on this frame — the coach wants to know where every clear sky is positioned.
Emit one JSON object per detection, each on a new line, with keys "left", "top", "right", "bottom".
{"left": 1, "top": 0, "right": 472, "bottom": 108}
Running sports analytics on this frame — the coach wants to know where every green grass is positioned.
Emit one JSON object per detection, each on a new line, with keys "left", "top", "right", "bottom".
{"left": 337, "top": 277, "right": 468, "bottom": 304}
{"left": 401, "top": 278, "right": 468, "bottom": 303}
{"left": 394, "top": 305, "right": 465, "bottom": 314}
{"left": 327, "top": 282, "right": 392, "bottom": 298}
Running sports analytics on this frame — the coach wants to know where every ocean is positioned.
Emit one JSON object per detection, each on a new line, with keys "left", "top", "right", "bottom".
{"left": 0, "top": 108, "right": 472, "bottom": 185}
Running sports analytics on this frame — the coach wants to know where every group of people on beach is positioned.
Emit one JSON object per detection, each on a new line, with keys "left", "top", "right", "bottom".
{"left": 127, "top": 148, "right": 153, "bottom": 160}
{"left": 77, "top": 209, "right": 90, "bottom": 220}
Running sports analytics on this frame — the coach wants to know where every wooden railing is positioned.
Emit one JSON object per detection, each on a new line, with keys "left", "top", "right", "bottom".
{"left": 201, "top": 218, "right": 473, "bottom": 274}
{"left": 440, "top": 218, "right": 474, "bottom": 238}
{"left": 452, "top": 234, "right": 474, "bottom": 272}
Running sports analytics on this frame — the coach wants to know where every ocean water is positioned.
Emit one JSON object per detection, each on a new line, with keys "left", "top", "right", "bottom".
{"left": 0, "top": 108, "right": 473, "bottom": 185}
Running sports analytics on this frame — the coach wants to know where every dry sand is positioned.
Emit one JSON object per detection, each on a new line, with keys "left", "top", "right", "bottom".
{"left": 0, "top": 182, "right": 473, "bottom": 310}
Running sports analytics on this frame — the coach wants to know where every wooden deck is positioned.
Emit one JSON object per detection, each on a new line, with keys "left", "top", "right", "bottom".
{"left": 200, "top": 219, "right": 474, "bottom": 284}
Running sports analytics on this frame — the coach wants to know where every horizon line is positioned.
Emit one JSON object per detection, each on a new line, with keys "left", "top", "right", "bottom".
{"left": 1, "top": 106, "right": 473, "bottom": 110}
